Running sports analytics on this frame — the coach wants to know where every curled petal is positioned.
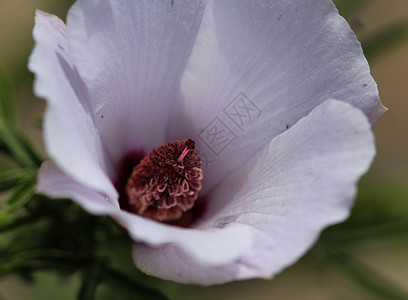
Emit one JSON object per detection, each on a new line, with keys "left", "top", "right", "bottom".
{"left": 134, "top": 100, "right": 376, "bottom": 284}
{"left": 66, "top": 0, "right": 208, "bottom": 163}
{"left": 29, "top": 11, "right": 117, "bottom": 201}
{"left": 37, "top": 162, "right": 254, "bottom": 267}
{"left": 170, "top": 0, "right": 386, "bottom": 192}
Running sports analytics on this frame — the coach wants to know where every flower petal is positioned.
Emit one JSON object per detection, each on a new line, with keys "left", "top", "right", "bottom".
{"left": 66, "top": 0, "right": 208, "bottom": 162}
{"left": 116, "top": 212, "right": 253, "bottom": 266}
{"left": 38, "top": 161, "right": 254, "bottom": 266}
{"left": 29, "top": 11, "right": 117, "bottom": 200}
{"left": 134, "top": 100, "right": 376, "bottom": 284}
{"left": 170, "top": 0, "right": 386, "bottom": 192}
{"left": 37, "top": 160, "right": 117, "bottom": 213}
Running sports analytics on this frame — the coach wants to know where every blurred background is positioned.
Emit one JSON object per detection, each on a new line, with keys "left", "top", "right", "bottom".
{"left": 0, "top": 0, "right": 407, "bottom": 299}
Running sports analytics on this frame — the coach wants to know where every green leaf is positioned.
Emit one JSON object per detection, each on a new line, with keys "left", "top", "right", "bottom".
{"left": 12, "top": 129, "right": 43, "bottom": 167}
{"left": 0, "top": 124, "right": 35, "bottom": 167}
{"left": 0, "top": 168, "right": 34, "bottom": 192}
{"left": 2, "top": 179, "right": 35, "bottom": 213}
{"left": 0, "top": 70, "right": 42, "bottom": 167}
{"left": 0, "top": 69, "right": 16, "bottom": 125}
{"left": 362, "top": 22, "right": 408, "bottom": 59}
{"left": 0, "top": 123, "right": 42, "bottom": 168}
{"left": 0, "top": 214, "right": 38, "bottom": 234}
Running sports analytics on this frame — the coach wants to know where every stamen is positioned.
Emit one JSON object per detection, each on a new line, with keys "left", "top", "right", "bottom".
{"left": 177, "top": 138, "right": 195, "bottom": 163}
{"left": 125, "top": 139, "right": 203, "bottom": 222}
{"left": 177, "top": 146, "right": 190, "bottom": 163}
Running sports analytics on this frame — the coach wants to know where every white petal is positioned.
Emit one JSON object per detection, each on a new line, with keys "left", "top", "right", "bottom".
{"left": 117, "top": 212, "right": 253, "bottom": 265}
{"left": 134, "top": 100, "right": 376, "bottom": 284}
{"left": 29, "top": 11, "right": 117, "bottom": 200}
{"left": 37, "top": 160, "right": 118, "bottom": 213}
{"left": 66, "top": 0, "right": 208, "bottom": 162}
{"left": 38, "top": 161, "right": 254, "bottom": 266}
{"left": 170, "top": 0, "right": 386, "bottom": 192}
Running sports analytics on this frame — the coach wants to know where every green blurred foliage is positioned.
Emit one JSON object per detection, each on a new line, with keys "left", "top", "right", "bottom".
{"left": 363, "top": 22, "right": 408, "bottom": 59}
{"left": 334, "top": 0, "right": 369, "bottom": 17}
{"left": 1, "top": 0, "right": 408, "bottom": 299}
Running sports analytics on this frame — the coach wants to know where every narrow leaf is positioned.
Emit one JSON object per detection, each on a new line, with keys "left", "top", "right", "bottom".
{"left": 0, "top": 124, "right": 39, "bottom": 168}
{"left": 0, "top": 214, "right": 37, "bottom": 234}
{"left": 0, "top": 168, "right": 33, "bottom": 192}
{"left": 0, "top": 70, "right": 16, "bottom": 124}
{"left": 0, "top": 70, "right": 42, "bottom": 167}
{"left": 2, "top": 180, "right": 35, "bottom": 213}
{"left": 12, "top": 129, "right": 43, "bottom": 167}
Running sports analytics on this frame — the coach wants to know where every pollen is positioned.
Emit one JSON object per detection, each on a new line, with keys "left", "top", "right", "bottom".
{"left": 126, "top": 139, "right": 203, "bottom": 221}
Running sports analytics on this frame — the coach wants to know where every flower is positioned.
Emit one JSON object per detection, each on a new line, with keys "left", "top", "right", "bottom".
{"left": 30, "top": 0, "right": 385, "bottom": 285}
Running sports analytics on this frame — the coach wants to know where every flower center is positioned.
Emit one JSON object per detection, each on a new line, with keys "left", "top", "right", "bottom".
{"left": 125, "top": 139, "right": 203, "bottom": 221}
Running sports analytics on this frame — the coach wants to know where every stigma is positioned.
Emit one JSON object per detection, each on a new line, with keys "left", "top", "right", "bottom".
{"left": 126, "top": 139, "right": 203, "bottom": 221}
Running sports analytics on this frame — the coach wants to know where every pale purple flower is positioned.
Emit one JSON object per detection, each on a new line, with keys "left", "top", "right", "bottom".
{"left": 30, "top": 0, "right": 385, "bottom": 285}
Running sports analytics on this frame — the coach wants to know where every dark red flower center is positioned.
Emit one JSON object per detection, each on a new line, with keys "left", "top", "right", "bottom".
{"left": 125, "top": 139, "right": 203, "bottom": 221}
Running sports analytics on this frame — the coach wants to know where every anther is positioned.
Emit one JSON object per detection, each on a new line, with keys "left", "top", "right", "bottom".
{"left": 125, "top": 139, "right": 203, "bottom": 221}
